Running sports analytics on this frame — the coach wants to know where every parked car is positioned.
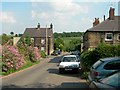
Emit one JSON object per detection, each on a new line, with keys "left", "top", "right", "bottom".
{"left": 89, "top": 71, "right": 120, "bottom": 90}
{"left": 88, "top": 57, "right": 120, "bottom": 83}
{"left": 59, "top": 55, "right": 80, "bottom": 73}
{"left": 51, "top": 50, "right": 61, "bottom": 56}
{"left": 71, "top": 50, "right": 80, "bottom": 55}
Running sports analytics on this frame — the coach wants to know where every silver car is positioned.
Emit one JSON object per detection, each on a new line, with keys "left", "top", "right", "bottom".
{"left": 88, "top": 57, "right": 120, "bottom": 83}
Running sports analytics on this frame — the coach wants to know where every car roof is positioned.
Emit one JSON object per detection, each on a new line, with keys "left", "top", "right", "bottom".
{"left": 63, "top": 55, "right": 77, "bottom": 58}
{"left": 100, "top": 57, "right": 120, "bottom": 62}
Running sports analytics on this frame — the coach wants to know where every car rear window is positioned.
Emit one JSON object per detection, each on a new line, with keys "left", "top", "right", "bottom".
{"left": 92, "top": 60, "right": 103, "bottom": 69}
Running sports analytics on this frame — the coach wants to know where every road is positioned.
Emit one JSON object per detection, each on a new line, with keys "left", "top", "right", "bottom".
{"left": 2, "top": 54, "right": 88, "bottom": 89}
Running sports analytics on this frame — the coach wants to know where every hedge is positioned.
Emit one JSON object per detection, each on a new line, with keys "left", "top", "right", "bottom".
{"left": 81, "top": 43, "right": 120, "bottom": 71}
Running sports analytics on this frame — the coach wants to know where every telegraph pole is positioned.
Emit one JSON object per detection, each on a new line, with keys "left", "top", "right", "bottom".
{"left": 46, "top": 25, "right": 47, "bottom": 55}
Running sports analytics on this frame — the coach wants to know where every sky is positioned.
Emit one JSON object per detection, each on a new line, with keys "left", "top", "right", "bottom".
{"left": 0, "top": 0, "right": 120, "bottom": 35}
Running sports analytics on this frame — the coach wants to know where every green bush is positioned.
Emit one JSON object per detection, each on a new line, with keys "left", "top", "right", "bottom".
{"left": 81, "top": 44, "right": 120, "bottom": 71}
{"left": 40, "top": 51, "right": 46, "bottom": 58}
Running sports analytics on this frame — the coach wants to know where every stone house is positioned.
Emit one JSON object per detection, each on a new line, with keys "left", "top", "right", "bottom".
{"left": 83, "top": 7, "right": 120, "bottom": 51}
{"left": 22, "top": 23, "right": 54, "bottom": 55}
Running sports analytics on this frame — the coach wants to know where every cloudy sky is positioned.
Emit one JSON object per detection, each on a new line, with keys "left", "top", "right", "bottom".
{"left": 0, "top": 0, "right": 119, "bottom": 35}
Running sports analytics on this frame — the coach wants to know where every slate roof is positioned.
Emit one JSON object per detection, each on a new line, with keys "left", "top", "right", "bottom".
{"left": 87, "top": 16, "right": 120, "bottom": 32}
{"left": 22, "top": 28, "right": 53, "bottom": 38}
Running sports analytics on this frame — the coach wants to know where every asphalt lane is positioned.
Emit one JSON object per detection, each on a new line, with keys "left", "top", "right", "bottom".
{"left": 2, "top": 54, "right": 88, "bottom": 88}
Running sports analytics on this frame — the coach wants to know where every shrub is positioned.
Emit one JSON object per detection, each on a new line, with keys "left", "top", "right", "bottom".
{"left": 28, "top": 46, "right": 41, "bottom": 62}
{"left": 17, "top": 43, "right": 41, "bottom": 62}
{"left": 40, "top": 51, "right": 46, "bottom": 58}
{"left": 2, "top": 45, "right": 24, "bottom": 74}
{"left": 81, "top": 44, "right": 120, "bottom": 71}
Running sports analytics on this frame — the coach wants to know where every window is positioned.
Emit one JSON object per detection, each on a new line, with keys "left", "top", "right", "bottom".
{"left": 105, "top": 33, "right": 113, "bottom": 41}
{"left": 41, "top": 47, "right": 45, "bottom": 51}
{"left": 31, "top": 38, "right": 34, "bottom": 42}
{"left": 118, "top": 33, "right": 120, "bottom": 41}
{"left": 92, "top": 60, "right": 103, "bottom": 69}
{"left": 41, "top": 39, "right": 45, "bottom": 44}
{"left": 104, "top": 60, "right": 120, "bottom": 70}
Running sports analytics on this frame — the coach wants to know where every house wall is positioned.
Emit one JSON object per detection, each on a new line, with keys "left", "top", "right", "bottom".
{"left": 83, "top": 31, "right": 120, "bottom": 51}
{"left": 13, "top": 37, "right": 21, "bottom": 45}
{"left": 34, "top": 37, "right": 54, "bottom": 55}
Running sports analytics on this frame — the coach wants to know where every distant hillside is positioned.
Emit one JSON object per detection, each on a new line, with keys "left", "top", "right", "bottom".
{"left": 54, "top": 32, "right": 84, "bottom": 38}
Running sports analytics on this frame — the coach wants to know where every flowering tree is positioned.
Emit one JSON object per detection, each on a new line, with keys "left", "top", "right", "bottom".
{"left": 2, "top": 45, "right": 24, "bottom": 74}
{"left": 27, "top": 46, "right": 41, "bottom": 62}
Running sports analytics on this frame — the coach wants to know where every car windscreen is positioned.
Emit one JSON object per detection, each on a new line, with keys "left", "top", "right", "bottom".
{"left": 92, "top": 60, "right": 103, "bottom": 69}
{"left": 62, "top": 57, "right": 77, "bottom": 62}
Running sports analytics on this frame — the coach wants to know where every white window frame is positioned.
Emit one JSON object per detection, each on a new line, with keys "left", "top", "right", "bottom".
{"left": 41, "top": 47, "right": 45, "bottom": 51}
{"left": 41, "top": 39, "right": 45, "bottom": 44}
{"left": 118, "top": 33, "right": 120, "bottom": 41}
{"left": 105, "top": 33, "right": 113, "bottom": 41}
{"left": 31, "top": 38, "right": 34, "bottom": 42}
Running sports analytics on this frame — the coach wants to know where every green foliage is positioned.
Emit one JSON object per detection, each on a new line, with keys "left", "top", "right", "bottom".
{"left": 81, "top": 44, "right": 120, "bottom": 71}
{"left": 10, "top": 32, "right": 14, "bottom": 36}
{"left": 40, "top": 51, "right": 46, "bottom": 58}
{"left": 54, "top": 37, "right": 64, "bottom": 51}
{"left": 63, "top": 38, "right": 81, "bottom": 52}
{"left": 2, "top": 34, "right": 11, "bottom": 45}
{"left": 81, "top": 72, "right": 89, "bottom": 79}
{"left": 54, "top": 32, "right": 84, "bottom": 38}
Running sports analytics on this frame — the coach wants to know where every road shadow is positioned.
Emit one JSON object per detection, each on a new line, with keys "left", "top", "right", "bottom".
{"left": 49, "top": 53, "right": 70, "bottom": 63}
{"left": 2, "top": 83, "right": 58, "bottom": 88}
{"left": 2, "top": 82, "right": 88, "bottom": 89}
{"left": 2, "top": 84, "right": 22, "bottom": 89}
{"left": 49, "top": 55, "right": 63, "bottom": 63}
{"left": 47, "top": 68, "right": 83, "bottom": 78}
{"left": 56, "top": 82, "right": 88, "bottom": 88}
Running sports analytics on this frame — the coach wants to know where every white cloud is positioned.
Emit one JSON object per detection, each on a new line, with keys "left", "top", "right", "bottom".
{"left": 31, "top": 10, "right": 36, "bottom": 19}
{"left": 50, "top": 0, "right": 89, "bottom": 14}
{"left": 32, "top": 10, "right": 50, "bottom": 20}
{"left": 0, "top": 11, "right": 16, "bottom": 23}
{"left": 81, "top": 17, "right": 93, "bottom": 24}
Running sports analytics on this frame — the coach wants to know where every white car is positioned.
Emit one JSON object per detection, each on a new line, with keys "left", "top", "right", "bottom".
{"left": 59, "top": 55, "right": 80, "bottom": 73}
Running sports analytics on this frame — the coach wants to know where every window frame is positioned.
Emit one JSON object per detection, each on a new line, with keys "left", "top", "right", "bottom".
{"left": 41, "top": 39, "right": 45, "bottom": 44}
{"left": 41, "top": 47, "right": 45, "bottom": 51}
{"left": 105, "top": 33, "right": 113, "bottom": 41}
{"left": 118, "top": 33, "right": 120, "bottom": 41}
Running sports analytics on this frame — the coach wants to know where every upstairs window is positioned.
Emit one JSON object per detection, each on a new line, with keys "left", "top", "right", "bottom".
{"left": 105, "top": 33, "right": 113, "bottom": 41}
{"left": 118, "top": 33, "right": 120, "bottom": 41}
{"left": 41, "top": 39, "right": 45, "bottom": 44}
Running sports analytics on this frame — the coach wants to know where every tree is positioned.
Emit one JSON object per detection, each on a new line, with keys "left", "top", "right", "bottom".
{"left": 66, "top": 39, "right": 81, "bottom": 51}
{"left": 10, "top": 32, "right": 14, "bottom": 36}
{"left": 2, "top": 34, "right": 11, "bottom": 45}
{"left": 54, "top": 37, "right": 64, "bottom": 51}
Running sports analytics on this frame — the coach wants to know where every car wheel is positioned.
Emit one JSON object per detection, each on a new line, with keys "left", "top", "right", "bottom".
{"left": 59, "top": 68, "right": 64, "bottom": 74}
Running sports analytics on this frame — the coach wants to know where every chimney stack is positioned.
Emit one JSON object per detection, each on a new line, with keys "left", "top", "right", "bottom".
{"left": 109, "top": 7, "right": 115, "bottom": 20}
{"left": 104, "top": 15, "right": 105, "bottom": 21}
{"left": 50, "top": 23, "right": 53, "bottom": 29}
{"left": 93, "top": 18, "right": 100, "bottom": 27}
{"left": 37, "top": 23, "right": 40, "bottom": 28}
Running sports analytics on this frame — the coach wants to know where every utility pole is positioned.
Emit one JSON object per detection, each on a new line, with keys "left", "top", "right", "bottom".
{"left": 46, "top": 25, "right": 47, "bottom": 55}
